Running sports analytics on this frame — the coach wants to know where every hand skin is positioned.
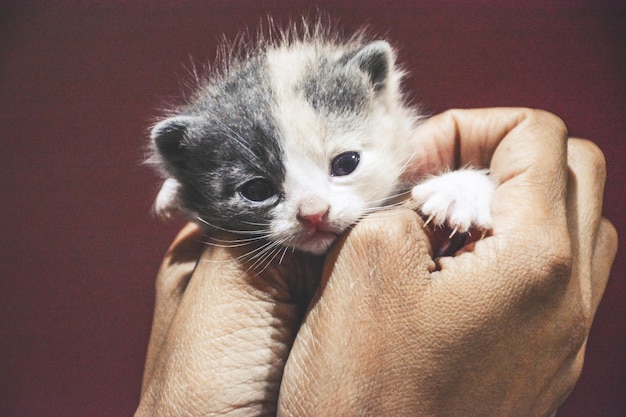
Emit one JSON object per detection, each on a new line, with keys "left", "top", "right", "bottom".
{"left": 135, "top": 108, "right": 617, "bottom": 417}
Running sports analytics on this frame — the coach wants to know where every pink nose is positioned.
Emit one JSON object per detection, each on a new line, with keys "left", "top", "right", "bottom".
{"left": 297, "top": 203, "right": 330, "bottom": 229}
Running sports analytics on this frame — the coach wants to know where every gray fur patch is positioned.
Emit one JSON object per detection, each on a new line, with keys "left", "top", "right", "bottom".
{"left": 299, "top": 58, "right": 370, "bottom": 115}
{"left": 154, "top": 54, "right": 286, "bottom": 232}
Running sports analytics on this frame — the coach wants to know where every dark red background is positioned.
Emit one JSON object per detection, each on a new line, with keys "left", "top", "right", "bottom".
{"left": 1, "top": 1, "right": 624, "bottom": 415}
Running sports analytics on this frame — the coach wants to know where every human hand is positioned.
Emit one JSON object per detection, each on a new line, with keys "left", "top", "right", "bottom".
{"left": 278, "top": 108, "right": 617, "bottom": 416}
{"left": 136, "top": 223, "right": 323, "bottom": 416}
{"left": 135, "top": 108, "right": 617, "bottom": 417}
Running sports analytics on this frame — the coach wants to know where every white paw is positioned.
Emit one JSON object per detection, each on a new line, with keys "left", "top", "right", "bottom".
{"left": 411, "top": 169, "right": 496, "bottom": 234}
{"left": 154, "top": 178, "right": 182, "bottom": 220}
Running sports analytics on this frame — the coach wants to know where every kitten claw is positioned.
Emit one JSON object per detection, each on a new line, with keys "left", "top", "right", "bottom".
{"left": 411, "top": 169, "right": 496, "bottom": 240}
{"left": 423, "top": 213, "right": 434, "bottom": 228}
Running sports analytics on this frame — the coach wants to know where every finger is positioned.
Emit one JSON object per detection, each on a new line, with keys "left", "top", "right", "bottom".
{"left": 141, "top": 222, "right": 204, "bottom": 393}
{"left": 406, "top": 108, "right": 569, "bottom": 234}
{"left": 566, "top": 139, "right": 616, "bottom": 315}
{"left": 539, "top": 342, "right": 587, "bottom": 417}
{"left": 411, "top": 109, "right": 572, "bottom": 301}
{"left": 138, "top": 233, "right": 318, "bottom": 415}
{"left": 158, "top": 222, "right": 204, "bottom": 300}
{"left": 279, "top": 209, "right": 437, "bottom": 415}
{"left": 406, "top": 108, "right": 566, "bottom": 174}
{"left": 590, "top": 218, "right": 618, "bottom": 313}
{"left": 567, "top": 139, "right": 607, "bottom": 258}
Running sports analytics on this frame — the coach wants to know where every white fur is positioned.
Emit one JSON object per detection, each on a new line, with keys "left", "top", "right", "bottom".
{"left": 154, "top": 178, "right": 182, "bottom": 219}
{"left": 411, "top": 169, "right": 496, "bottom": 233}
{"left": 264, "top": 43, "right": 416, "bottom": 254}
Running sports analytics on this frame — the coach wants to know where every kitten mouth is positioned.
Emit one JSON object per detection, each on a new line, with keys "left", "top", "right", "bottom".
{"left": 306, "top": 228, "right": 340, "bottom": 242}
{"left": 294, "top": 229, "right": 341, "bottom": 255}
{"left": 309, "top": 230, "right": 339, "bottom": 241}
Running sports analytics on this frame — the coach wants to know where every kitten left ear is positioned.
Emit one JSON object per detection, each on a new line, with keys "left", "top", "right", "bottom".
{"left": 150, "top": 115, "right": 199, "bottom": 171}
{"left": 346, "top": 40, "right": 394, "bottom": 92}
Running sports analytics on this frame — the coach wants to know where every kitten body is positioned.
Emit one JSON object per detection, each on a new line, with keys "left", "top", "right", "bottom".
{"left": 149, "top": 26, "right": 495, "bottom": 256}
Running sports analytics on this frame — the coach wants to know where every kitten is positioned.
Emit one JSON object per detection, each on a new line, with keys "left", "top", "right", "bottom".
{"left": 148, "top": 24, "right": 495, "bottom": 257}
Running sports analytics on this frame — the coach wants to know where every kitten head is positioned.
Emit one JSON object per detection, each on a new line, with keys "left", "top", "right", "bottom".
{"left": 150, "top": 33, "right": 418, "bottom": 255}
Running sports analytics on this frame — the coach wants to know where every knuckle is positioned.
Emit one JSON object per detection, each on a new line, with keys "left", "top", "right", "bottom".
{"left": 600, "top": 218, "right": 619, "bottom": 254}
{"left": 529, "top": 108, "right": 569, "bottom": 138}
{"left": 353, "top": 208, "right": 419, "bottom": 246}
{"left": 549, "top": 236, "right": 573, "bottom": 271}
{"left": 541, "top": 251, "right": 573, "bottom": 293}
{"left": 520, "top": 235, "right": 573, "bottom": 297}
{"left": 543, "top": 240, "right": 573, "bottom": 281}
{"left": 516, "top": 108, "right": 569, "bottom": 153}
{"left": 344, "top": 208, "right": 428, "bottom": 270}
{"left": 155, "top": 260, "right": 191, "bottom": 296}
{"left": 571, "top": 138, "right": 608, "bottom": 181}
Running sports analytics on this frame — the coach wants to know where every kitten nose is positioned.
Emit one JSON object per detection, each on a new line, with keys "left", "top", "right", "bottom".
{"left": 297, "top": 201, "right": 330, "bottom": 229}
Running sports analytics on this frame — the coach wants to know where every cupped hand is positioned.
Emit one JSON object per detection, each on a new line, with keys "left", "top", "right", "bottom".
{"left": 278, "top": 108, "right": 617, "bottom": 416}
{"left": 136, "top": 108, "right": 617, "bottom": 417}
{"left": 136, "top": 224, "right": 323, "bottom": 416}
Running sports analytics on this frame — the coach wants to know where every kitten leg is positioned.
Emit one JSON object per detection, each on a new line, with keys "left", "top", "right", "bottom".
{"left": 154, "top": 177, "right": 183, "bottom": 220}
{"left": 410, "top": 169, "right": 496, "bottom": 235}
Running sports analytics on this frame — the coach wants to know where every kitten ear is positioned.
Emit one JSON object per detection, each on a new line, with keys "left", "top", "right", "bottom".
{"left": 150, "top": 115, "right": 198, "bottom": 169}
{"left": 346, "top": 41, "right": 394, "bottom": 92}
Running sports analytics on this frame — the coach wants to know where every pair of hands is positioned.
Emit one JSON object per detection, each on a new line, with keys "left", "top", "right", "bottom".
{"left": 136, "top": 108, "right": 617, "bottom": 416}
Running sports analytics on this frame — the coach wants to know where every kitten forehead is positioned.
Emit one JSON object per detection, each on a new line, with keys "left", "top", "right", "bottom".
{"left": 266, "top": 42, "right": 372, "bottom": 114}
{"left": 265, "top": 47, "right": 327, "bottom": 158}
{"left": 265, "top": 44, "right": 371, "bottom": 147}
{"left": 190, "top": 55, "right": 285, "bottom": 177}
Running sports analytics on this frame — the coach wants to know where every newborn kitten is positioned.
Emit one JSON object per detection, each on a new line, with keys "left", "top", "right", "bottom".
{"left": 149, "top": 25, "right": 495, "bottom": 257}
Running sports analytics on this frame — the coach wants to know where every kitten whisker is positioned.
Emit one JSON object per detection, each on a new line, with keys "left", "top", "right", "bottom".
{"left": 278, "top": 244, "right": 290, "bottom": 265}
{"left": 203, "top": 239, "right": 257, "bottom": 249}
{"left": 244, "top": 239, "right": 286, "bottom": 275}
{"left": 364, "top": 189, "right": 412, "bottom": 209}
{"left": 240, "top": 220, "right": 273, "bottom": 227}
{"left": 238, "top": 239, "right": 277, "bottom": 262}
{"left": 360, "top": 197, "right": 412, "bottom": 216}
{"left": 208, "top": 234, "right": 268, "bottom": 246}
{"left": 196, "top": 232, "right": 292, "bottom": 276}
{"left": 398, "top": 149, "right": 418, "bottom": 176}
{"left": 196, "top": 216, "right": 269, "bottom": 236}
{"left": 253, "top": 244, "right": 285, "bottom": 275}
{"left": 258, "top": 235, "right": 293, "bottom": 264}
{"left": 267, "top": 241, "right": 292, "bottom": 268}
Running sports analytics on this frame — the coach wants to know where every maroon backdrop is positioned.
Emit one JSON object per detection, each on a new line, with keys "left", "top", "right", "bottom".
{"left": 1, "top": 1, "right": 624, "bottom": 415}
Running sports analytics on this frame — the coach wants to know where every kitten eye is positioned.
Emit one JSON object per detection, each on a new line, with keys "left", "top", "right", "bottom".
{"left": 331, "top": 151, "right": 360, "bottom": 176}
{"left": 239, "top": 179, "right": 276, "bottom": 202}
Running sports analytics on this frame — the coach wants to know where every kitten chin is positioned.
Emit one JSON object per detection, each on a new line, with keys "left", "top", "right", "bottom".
{"left": 290, "top": 231, "right": 340, "bottom": 256}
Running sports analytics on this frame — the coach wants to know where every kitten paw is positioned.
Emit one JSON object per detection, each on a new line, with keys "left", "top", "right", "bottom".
{"left": 154, "top": 178, "right": 183, "bottom": 220}
{"left": 410, "top": 169, "right": 496, "bottom": 236}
